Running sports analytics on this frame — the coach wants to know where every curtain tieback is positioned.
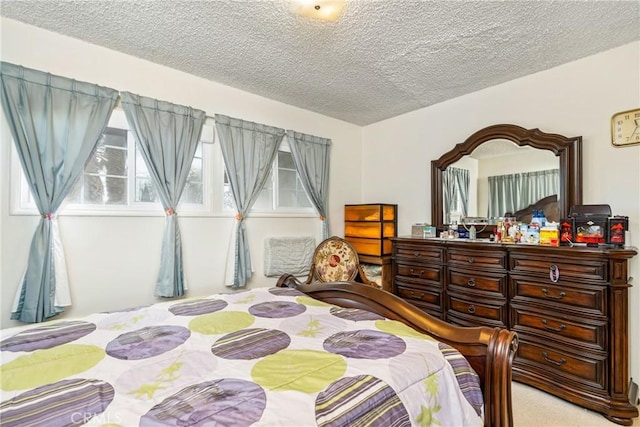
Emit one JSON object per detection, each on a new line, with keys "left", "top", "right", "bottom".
{"left": 319, "top": 215, "right": 325, "bottom": 221}
{"left": 42, "top": 213, "right": 54, "bottom": 220}
{"left": 235, "top": 213, "right": 243, "bottom": 221}
{"left": 165, "top": 207, "right": 176, "bottom": 216}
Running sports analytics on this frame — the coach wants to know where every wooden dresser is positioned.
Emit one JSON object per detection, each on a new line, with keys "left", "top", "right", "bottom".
{"left": 345, "top": 204, "right": 397, "bottom": 291}
{"left": 392, "top": 236, "right": 638, "bottom": 425}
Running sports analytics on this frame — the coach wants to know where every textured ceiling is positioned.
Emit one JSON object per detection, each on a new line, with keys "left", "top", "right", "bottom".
{"left": 1, "top": 0, "right": 639, "bottom": 126}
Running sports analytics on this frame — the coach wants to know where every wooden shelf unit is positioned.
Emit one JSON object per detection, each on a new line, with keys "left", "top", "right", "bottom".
{"left": 344, "top": 204, "right": 397, "bottom": 291}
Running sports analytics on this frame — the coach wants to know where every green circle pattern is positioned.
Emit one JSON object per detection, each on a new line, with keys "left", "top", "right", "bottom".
{"left": 296, "top": 296, "right": 332, "bottom": 307}
{"left": 0, "top": 344, "right": 105, "bottom": 391}
{"left": 189, "top": 311, "right": 255, "bottom": 335}
{"left": 375, "top": 319, "right": 434, "bottom": 341}
{"left": 252, "top": 349, "right": 346, "bottom": 393}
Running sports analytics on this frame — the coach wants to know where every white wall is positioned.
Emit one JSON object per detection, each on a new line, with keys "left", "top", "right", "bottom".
{"left": 0, "top": 18, "right": 363, "bottom": 329}
{"left": 362, "top": 42, "right": 640, "bottom": 383}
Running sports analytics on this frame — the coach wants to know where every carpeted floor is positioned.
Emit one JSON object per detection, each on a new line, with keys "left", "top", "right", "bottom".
{"left": 512, "top": 381, "right": 640, "bottom": 426}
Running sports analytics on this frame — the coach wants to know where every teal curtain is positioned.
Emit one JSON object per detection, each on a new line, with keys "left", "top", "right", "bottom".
{"left": 487, "top": 169, "right": 559, "bottom": 217}
{"left": 121, "top": 92, "right": 205, "bottom": 297}
{"left": 0, "top": 62, "right": 118, "bottom": 323}
{"left": 443, "top": 167, "right": 469, "bottom": 223}
{"left": 215, "top": 114, "right": 284, "bottom": 288}
{"left": 286, "top": 131, "right": 331, "bottom": 239}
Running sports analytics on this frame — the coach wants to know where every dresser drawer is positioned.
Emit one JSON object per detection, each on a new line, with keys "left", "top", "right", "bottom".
{"left": 346, "top": 236, "right": 392, "bottom": 257}
{"left": 447, "top": 294, "right": 507, "bottom": 325}
{"left": 448, "top": 268, "right": 507, "bottom": 298}
{"left": 447, "top": 248, "right": 506, "bottom": 270}
{"left": 396, "top": 282, "right": 443, "bottom": 309}
{"left": 345, "top": 221, "right": 396, "bottom": 239}
{"left": 396, "top": 263, "right": 442, "bottom": 283}
{"left": 510, "top": 254, "right": 607, "bottom": 282}
{"left": 395, "top": 243, "right": 443, "bottom": 264}
{"left": 511, "top": 307, "right": 606, "bottom": 351}
{"left": 510, "top": 279, "right": 606, "bottom": 315}
{"left": 515, "top": 341, "right": 606, "bottom": 390}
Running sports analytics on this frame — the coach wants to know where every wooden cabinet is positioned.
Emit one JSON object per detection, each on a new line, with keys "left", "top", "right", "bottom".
{"left": 345, "top": 204, "right": 397, "bottom": 291}
{"left": 392, "top": 237, "right": 638, "bottom": 425}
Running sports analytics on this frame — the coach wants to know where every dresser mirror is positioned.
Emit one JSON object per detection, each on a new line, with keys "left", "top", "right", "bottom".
{"left": 431, "top": 124, "right": 582, "bottom": 229}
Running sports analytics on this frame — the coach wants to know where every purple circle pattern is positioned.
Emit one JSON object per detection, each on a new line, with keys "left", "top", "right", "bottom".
{"left": 0, "top": 378, "right": 114, "bottom": 427}
{"left": 269, "top": 287, "right": 304, "bottom": 297}
{"left": 316, "top": 375, "right": 410, "bottom": 427}
{"left": 323, "top": 330, "right": 406, "bottom": 359}
{"left": 0, "top": 321, "right": 96, "bottom": 352}
{"left": 106, "top": 326, "right": 190, "bottom": 360}
{"left": 140, "top": 379, "right": 266, "bottom": 426}
{"left": 329, "top": 306, "right": 385, "bottom": 321}
{"left": 169, "top": 299, "right": 228, "bottom": 316}
{"left": 211, "top": 328, "right": 291, "bottom": 360}
{"left": 248, "top": 301, "right": 306, "bottom": 318}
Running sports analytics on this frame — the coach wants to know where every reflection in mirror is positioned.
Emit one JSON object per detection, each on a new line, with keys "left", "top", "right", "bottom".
{"left": 445, "top": 139, "right": 559, "bottom": 221}
{"left": 430, "top": 124, "right": 582, "bottom": 231}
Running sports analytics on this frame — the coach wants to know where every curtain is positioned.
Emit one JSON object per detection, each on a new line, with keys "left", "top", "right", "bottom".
{"left": 121, "top": 92, "right": 205, "bottom": 297}
{"left": 0, "top": 62, "right": 118, "bottom": 323}
{"left": 286, "top": 130, "right": 331, "bottom": 239}
{"left": 215, "top": 114, "right": 284, "bottom": 288}
{"left": 443, "top": 167, "right": 469, "bottom": 223}
{"left": 487, "top": 169, "right": 559, "bottom": 217}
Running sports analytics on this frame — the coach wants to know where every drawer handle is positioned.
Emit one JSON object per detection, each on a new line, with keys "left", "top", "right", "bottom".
{"left": 549, "top": 264, "right": 560, "bottom": 283}
{"left": 542, "top": 352, "right": 567, "bottom": 367}
{"left": 541, "top": 288, "right": 566, "bottom": 300}
{"left": 467, "top": 278, "right": 476, "bottom": 287}
{"left": 409, "top": 268, "right": 425, "bottom": 277}
{"left": 413, "top": 252, "right": 422, "bottom": 257}
{"left": 409, "top": 290, "right": 425, "bottom": 299}
{"left": 467, "top": 257, "right": 475, "bottom": 263}
{"left": 467, "top": 305, "right": 476, "bottom": 314}
{"left": 541, "top": 319, "right": 566, "bottom": 332}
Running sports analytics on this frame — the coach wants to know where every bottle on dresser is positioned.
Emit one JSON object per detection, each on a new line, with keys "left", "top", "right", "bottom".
{"left": 528, "top": 210, "right": 540, "bottom": 244}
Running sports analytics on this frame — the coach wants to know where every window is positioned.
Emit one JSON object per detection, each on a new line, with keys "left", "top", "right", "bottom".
{"left": 12, "top": 109, "right": 314, "bottom": 217}
{"left": 13, "top": 108, "right": 209, "bottom": 215}
{"left": 276, "top": 151, "right": 312, "bottom": 209}
{"left": 222, "top": 148, "right": 313, "bottom": 213}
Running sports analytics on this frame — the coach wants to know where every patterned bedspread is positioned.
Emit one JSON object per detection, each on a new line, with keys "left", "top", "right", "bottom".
{"left": 0, "top": 287, "right": 483, "bottom": 426}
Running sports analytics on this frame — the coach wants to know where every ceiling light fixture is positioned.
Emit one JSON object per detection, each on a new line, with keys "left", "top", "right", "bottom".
{"left": 289, "top": 0, "right": 346, "bottom": 21}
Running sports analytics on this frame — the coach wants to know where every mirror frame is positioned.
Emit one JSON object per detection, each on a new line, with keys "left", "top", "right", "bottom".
{"left": 431, "top": 124, "right": 582, "bottom": 229}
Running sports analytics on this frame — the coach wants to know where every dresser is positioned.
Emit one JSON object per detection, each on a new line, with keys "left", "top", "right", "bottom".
{"left": 392, "top": 236, "right": 638, "bottom": 425}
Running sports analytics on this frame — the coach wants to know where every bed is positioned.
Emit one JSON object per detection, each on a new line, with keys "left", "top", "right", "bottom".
{"left": 0, "top": 275, "right": 517, "bottom": 426}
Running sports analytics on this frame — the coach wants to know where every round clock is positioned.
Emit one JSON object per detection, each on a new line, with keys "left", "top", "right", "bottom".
{"left": 611, "top": 108, "right": 640, "bottom": 147}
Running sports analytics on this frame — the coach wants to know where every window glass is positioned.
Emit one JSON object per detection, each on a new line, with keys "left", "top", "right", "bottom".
{"left": 222, "top": 150, "right": 312, "bottom": 212}
{"left": 68, "top": 127, "right": 128, "bottom": 205}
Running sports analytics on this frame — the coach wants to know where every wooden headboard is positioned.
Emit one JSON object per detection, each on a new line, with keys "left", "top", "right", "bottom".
{"left": 509, "top": 194, "right": 559, "bottom": 223}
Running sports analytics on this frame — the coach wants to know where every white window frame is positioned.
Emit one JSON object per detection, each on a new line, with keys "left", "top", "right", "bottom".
{"left": 9, "top": 113, "right": 316, "bottom": 219}
{"left": 10, "top": 109, "right": 216, "bottom": 217}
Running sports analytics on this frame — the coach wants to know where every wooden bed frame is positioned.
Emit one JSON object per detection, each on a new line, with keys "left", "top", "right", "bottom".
{"left": 277, "top": 274, "right": 518, "bottom": 427}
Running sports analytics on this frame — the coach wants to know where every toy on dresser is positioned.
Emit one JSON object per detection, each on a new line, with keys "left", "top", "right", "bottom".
{"left": 563, "top": 204, "right": 629, "bottom": 247}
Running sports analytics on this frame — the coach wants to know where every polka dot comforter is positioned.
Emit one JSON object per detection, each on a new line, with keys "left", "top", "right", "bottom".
{"left": 0, "top": 287, "right": 483, "bottom": 426}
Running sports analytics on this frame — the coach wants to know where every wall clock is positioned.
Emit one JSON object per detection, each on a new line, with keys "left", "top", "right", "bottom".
{"left": 611, "top": 108, "right": 640, "bottom": 147}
